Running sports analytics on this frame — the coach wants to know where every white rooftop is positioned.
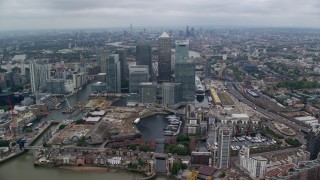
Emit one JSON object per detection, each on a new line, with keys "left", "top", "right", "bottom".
{"left": 12, "top": 54, "right": 26, "bottom": 61}
{"left": 85, "top": 117, "right": 101, "bottom": 122}
{"left": 231, "top": 114, "right": 249, "bottom": 119}
{"left": 294, "top": 116, "right": 318, "bottom": 121}
{"left": 160, "top": 32, "right": 170, "bottom": 38}
{"left": 91, "top": 110, "right": 106, "bottom": 116}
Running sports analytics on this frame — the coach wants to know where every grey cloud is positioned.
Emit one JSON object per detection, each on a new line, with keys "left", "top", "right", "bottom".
{"left": 0, "top": 0, "right": 319, "bottom": 30}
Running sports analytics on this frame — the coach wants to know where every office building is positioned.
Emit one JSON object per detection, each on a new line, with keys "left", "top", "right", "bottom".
{"left": 218, "top": 126, "right": 231, "bottom": 168}
{"left": 99, "top": 53, "right": 109, "bottom": 73}
{"left": 46, "top": 79, "right": 65, "bottom": 95}
{"left": 96, "top": 73, "right": 107, "bottom": 83}
{"left": 129, "top": 65, "right": 149, "bottom": 93}
{"left": 115, "top": 48, "right": 127, "bottom": 80}
{"left": 136, "top": 44, "right": 152, "bottom": 79}
{"left": 175, "top": 58, "right": 195, "bottom": 101}
{"left": 30, "top": 60, "right": 49, "bottom": 93}
{"left": 175, "top": 40, "right": 189, "bottom": 62}
{"left": 306, "top": 124, "right": 320, "bottom": 160}
{"left": 106, "top": 54, "right": 121, "bottom": 93}
{"left": 162, "top": 82, "right": 182, "bottom": 106}
{"left": 139, "top": 82, "right": 157, "bottom": 104}
{"left": 158, "top": 32, "right": 172, "bottom": 82}
{"left": 92, "top": 82, "right": 106, "bottom": 93}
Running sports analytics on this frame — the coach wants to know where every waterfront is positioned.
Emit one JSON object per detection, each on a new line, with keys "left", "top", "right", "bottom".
{"left": 0, "top": 151, "right": 148, "bottom": 180}
{"left": 0, "top": 84, "right": 174, "bottom": 180}
{"left": 137, "top": 114, "right": 171, "bottom": 140}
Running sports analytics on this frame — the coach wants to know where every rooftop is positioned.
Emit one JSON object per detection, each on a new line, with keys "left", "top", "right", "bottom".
{"left": 160, "top": 32, "right": 170, "bottom": 38}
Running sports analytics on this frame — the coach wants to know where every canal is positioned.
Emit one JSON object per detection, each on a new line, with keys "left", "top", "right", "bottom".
{"left": 0, "top": 84, "right": 172, "bottom": 180}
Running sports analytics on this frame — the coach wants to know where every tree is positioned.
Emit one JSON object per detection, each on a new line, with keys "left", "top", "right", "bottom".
{"left": 0, "top": 140, "right": 10, "bottom": 147}
{"left": 59, "top": 124, "right": 66, "bottom": 130}
{"left": 77, "top": 136, "right": 86, "bottom": 147}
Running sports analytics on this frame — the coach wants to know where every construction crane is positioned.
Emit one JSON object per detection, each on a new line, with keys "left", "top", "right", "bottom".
{"left": 7, "top": 95, "right": 15, "bottom": 136}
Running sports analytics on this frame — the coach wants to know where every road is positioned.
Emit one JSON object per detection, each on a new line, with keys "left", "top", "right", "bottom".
{"left": 226, "top": 83, "right": 309, "bottom": 133}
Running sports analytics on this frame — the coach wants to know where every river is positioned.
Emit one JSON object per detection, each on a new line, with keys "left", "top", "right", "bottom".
{"left": 0, "top": 84, "right": 171, "bottom": 180}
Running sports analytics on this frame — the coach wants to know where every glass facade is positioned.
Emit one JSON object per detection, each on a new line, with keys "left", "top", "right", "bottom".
{"left": 175, "top": 59, "right": 195, "bottom": 102}
{"left": 106, "top": 54, "right": 121, "bottom": 93}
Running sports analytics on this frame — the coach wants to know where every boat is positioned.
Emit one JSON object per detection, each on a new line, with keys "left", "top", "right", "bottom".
{"left": 164, "top": 131, "right": 174, "bottom": 136}
{"left": 133, "top": 118, "right": 140, "bottom": 124}
{"left": 62, "top": 108, "right": 76, "bottom": 114}
{"left": 166, "top": 115, "right": 179, "bottom": 119}
{"left": 170, "top": 121, "right": 180, "bottom": 125}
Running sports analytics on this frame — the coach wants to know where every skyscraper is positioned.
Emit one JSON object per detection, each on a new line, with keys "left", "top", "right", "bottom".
{"left": 218, "top": 126, "right": 231, "bottom": 168}
{"left": 115, "top": 48, "right": 127, "bottom": 80}
{"left": 175, "top": 40, "right": 189, "bottom": 62}
{"left": 106, "top": 54, "right": 121, "bottom": 93}
{"left": 139, "top": 82, "right": 157, "bottom": 104}
{"left": 158, "top": 32, "right": 172, "bottom": 82}
{"left": 129, "top": 65, "right": 149, "bottom": 93}
{"left": 100, "top": 52, "right": 108, "bottom": 73}
{"left": 175, "top": 58, "right": 195, "bottom": 102}
{"left": 162, "top": 82, "right": 182, "bottom": 106}
{"left": 136, "top": 44, "right": 152, "bottom": 79}
{"left": 306, "top": 124, "right": 320, "bottom": 160}
{"left": 30, "top": 60, "right": 49, "bottom": 93}
{"left": 79, "top": 54, "right": 86, "bottom": 73}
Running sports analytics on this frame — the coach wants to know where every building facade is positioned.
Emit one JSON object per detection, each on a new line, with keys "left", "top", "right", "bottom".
{"left": 175, "top": 40, "right": 189, "bottom": 62}
{"left": 129, "top": 65, "right": 149, "bottom": 93}
{"left": 115, "top": 49, "right": 127, "bottom": 81}
{"left": 46, "top": 79, "right": 65, "bottom": 95}
{"left": 30, "top": 60, "right": 49, "bottom": 93}
{"left": 218, "top": 127, "right": 231, "bottom": 168}
{"left": 136, "top": 44, "right": 152, "bottom": 79}
{"left": 158, "top": 32, "right": 172, "bottom": 82}
{"left": 162, "top": 82, "right": 182, "bottom": 106}
{"left": 175, "top": 59, "right": 195, "bottom": 102}
{"left": 139, "top": 82, "right": 157, "bottom": 104}
{"left": 106, "top": 54, "right": 121, "bottom": 93}
{"left": 306, "top": 124, "right": 320, "bottom": 160}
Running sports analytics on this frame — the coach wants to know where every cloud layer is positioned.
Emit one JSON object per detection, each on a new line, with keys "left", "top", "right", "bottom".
{"left": 0, "top": 0, "right": 319, "bottom": 30}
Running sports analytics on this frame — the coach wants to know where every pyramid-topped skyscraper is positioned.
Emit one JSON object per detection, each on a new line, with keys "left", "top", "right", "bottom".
{"left": 158, "top": 32, "right": 171, "bottom": 82}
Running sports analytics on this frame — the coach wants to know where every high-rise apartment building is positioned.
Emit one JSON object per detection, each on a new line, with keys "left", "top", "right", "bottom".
{"left": 30, "top": 60, "right": 49, "bottom": 93}
{"left": 218, "top": 126, "right": 231, "bottom": 168}
{"left": 129, "top": 65, "right": 149, "bottom": 93}
{"left": 175, "top": 40, "right": 189, "bottom": 62}
{"left": 106, "top": 54, "right": 121, "bottom": 93}
{"left": 136, "top": 44, "right": 152, "bottom": 79}
{"left": 306, "top": 124, "right": 320, "bottom": 160}
{"left": 239, "top": 146, "right": 268, "bottom": 179}
{"left": 162, "top": 82, "right": 182, "bottom": 106}
{"left": 175, "top": 58, "right": 195, "bottom": 102}
{"left": 158, "top": 32, "right": 172, "bottom": 82}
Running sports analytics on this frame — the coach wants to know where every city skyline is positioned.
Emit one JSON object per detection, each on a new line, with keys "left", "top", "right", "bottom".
{"left": 0, "top": 0, "right": 320, "bottom": 30}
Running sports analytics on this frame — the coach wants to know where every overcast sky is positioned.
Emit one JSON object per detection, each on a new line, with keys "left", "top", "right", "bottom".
{"left": 0, "top": 0, "right": 320, "bottom": 30}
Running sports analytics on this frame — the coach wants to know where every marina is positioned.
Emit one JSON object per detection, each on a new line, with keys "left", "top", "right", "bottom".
{"left": 163, "top": 115, "right": 182, "bottom": 136}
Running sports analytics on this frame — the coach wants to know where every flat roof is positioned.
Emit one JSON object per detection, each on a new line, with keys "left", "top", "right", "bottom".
{"left": 91, "top": 110, "right": 106, "bottom": 116}
{"left": 231, "top": 114, "right": 249, "bottom": 118}
{"left": 295, "top": 116, "right": 318, "bottom": 121}
{"left": 85, "top": 117, "right": 101, "bottom": 122}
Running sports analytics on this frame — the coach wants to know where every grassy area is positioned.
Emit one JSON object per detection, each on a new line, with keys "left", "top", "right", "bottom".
{"left": 262, "top": 128, "right": 284, "bottom": 139}
{"left": 285, "top": 138, "right": 302, "bottom": 147}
